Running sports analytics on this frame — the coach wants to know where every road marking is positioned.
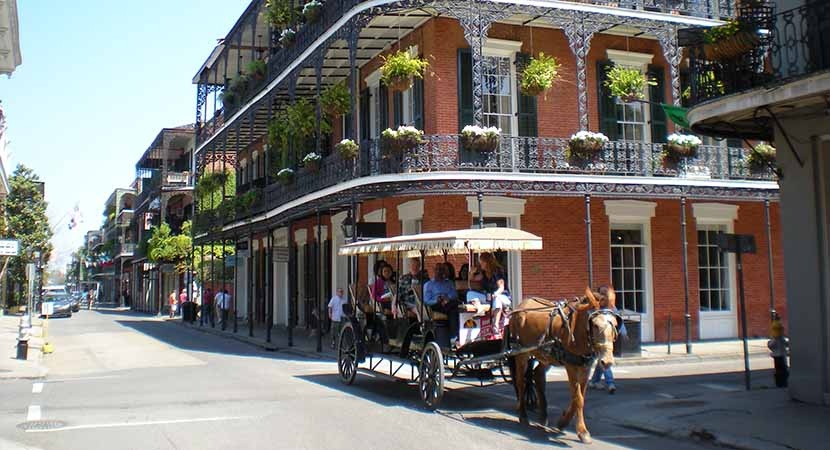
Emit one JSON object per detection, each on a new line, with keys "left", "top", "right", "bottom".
{"left": 699, "top": 382, "right": 741, "bottom": 392}
{"left": 32, "top": 383, "right": 43, "bottom": 394}
{"left": 27, "top": 406, "right": 41, "bottom": 421}
{"left": 45, "top": 376, "right": 121, "bottom": 383}
{"left": 24, "top": 416, "right": 251, "bottom": 433}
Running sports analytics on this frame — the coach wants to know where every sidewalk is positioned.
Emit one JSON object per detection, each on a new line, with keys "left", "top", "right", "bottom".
{"left": 0, "top": 313, "right": 48, "bottom": 379}
{"left": 172, "top": 316, "right": 768, "bottom": 365}
{"left": 602, "top": 385, "right": 828, "bottom": 450}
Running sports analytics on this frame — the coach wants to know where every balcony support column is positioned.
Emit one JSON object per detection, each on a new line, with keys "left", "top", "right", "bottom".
{"left": 348, "top": 25, "right": 359, "bottom": 140}
{"left": 654, "top": 24, "right": 682, "bottom": 106}
{"left": 288, "top": 73, "right": 297, "bottom": 166}
{"left": 195, "top": 80, "right": 207, "bottom": 146}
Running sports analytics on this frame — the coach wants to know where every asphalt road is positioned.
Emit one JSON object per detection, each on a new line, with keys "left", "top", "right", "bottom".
{"left": 0, "top": 310, "right": 774, "bottom": 450}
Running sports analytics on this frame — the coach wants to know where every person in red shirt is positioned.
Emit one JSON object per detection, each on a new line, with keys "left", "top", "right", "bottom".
{"left": 202, "top": 287, "right": 214, "bottom": 326}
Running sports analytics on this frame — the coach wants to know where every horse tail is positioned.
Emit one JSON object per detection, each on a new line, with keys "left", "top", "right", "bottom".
{"left": 504, "top": 326, "right": 520, "bottom": 396}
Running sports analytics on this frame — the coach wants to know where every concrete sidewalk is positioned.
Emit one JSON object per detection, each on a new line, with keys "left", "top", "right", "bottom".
{"left": 0, "top": 314, "right": 48, "bottom": 379}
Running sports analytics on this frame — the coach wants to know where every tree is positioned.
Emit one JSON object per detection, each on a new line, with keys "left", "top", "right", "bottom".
{"left": 148, "top": 220, "right": 192, "bottom": 274}
{"left": 5, "top": 165, "right": 53, "bottom": 305}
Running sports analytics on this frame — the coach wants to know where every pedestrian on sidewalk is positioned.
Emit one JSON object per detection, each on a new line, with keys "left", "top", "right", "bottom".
{"left": 328, "top": 288, "right": 346, "bottom": 349}
{"left": 169, "top": 290, "right": 177, "bottom": 318}
{"left": 768, "top": 313, "right": 789, "bottom": 388}
{"left": 202, "top": 287, "right": 215, "bottom": 327}
{"left": 179, "top": 289, "right": 188, "bottom": 315}
{"left": 217, "top": 289, "right": 231, "bottom": 330}
{"left": 589, "top": 289, "right": 626, "bottom": 394}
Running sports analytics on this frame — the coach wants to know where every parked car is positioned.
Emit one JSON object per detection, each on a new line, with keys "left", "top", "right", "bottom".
{"left": 42, "top": 285, "right": 67, "bottom": 297}
{"left": 37, "top": 295, "right": 73, "bottom": 318}
{"left": 69, "top": 291, "right": 82, "bottom": 312}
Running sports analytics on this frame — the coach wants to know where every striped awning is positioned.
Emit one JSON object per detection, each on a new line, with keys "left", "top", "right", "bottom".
{"left": 338, "top": 227, "right": 543, "bottom": 256}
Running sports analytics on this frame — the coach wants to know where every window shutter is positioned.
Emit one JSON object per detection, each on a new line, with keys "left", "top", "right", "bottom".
{"left": 516, "top": 53, "right": 538, "bottom": 137}
{"left": 413, "top": 78, "right": 424, "bottom": 130}
{"left": 457, "top": 48, "right": 473, "bottom": 132}
{"left": 393, "top": 91, "right": 403, "bottom": 127}
{"left": 597, "top": 60, "right": 618, "bottom": 140}
{"left": 359, "top": 88, "right": 370, "bottom": 142}
{"left": 379, "top": 84, "right": 389, "bottom": 132}
{"left": 648, "top": 64, "right": 668, "bottom": 143}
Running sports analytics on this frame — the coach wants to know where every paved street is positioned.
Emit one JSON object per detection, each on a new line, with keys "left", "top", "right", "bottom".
{"left": 1, "top": 310, "right": 778, "bottom": 450}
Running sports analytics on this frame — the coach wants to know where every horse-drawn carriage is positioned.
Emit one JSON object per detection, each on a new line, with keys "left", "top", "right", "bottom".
{"left": 335, "top": 227, "right": 621, "bottom": 443}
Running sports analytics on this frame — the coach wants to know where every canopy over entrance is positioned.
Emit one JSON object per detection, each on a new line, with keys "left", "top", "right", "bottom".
{"left": 338, "top": 227, "right": 543, "bottom": 256}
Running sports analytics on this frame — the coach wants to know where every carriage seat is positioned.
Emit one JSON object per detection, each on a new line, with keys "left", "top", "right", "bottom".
{"left": 459, "top": 303, "right": 491, "bottom": 314}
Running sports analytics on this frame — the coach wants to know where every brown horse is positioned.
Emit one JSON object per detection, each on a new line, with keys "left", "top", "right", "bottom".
{"left": 507, "top": 287, "right": 620, "bottom": 444}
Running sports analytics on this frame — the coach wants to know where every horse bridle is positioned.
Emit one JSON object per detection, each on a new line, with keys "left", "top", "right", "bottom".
{"left": 586, "top": 309, "right": 623, "bottom": 351}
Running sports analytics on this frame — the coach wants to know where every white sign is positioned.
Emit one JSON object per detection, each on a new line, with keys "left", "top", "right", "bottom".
{"left": 41, "top": 302, "right": 54, "bottom": 316}
{"left": 0, "top": 239, "right": 20, "bottom": 256}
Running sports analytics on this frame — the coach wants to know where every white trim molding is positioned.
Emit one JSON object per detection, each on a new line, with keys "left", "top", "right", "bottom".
{"left": 606, "top": 49, "right": 654, "bottom": 68}
{"left": 466, "top": 196, "right": 526, "bottom": 217}
{"left": 397, "top": 199, "right": 424, "bottom": 222}
{"left": 363, "top": 208, "right": 386, "bottom": 222}
{"left": 692, "top": 202, "right": 739, "bottom": 223}
{"left": 272, "top": 227, "right": 289, "bottom": 246}
{"left": 483, "top": 38, "right": 523, "bottom": 56}
{"left": 330, "top": 210, "right": 348, "bottom": 235}
{"left": 314, "top": 225, "right": 329, "bottom": 241}
{"left": 605, "top": 200, "right": 657, "bottom": 222}
{"left": 294, "top": 229, "right": 308, "bottom": 245}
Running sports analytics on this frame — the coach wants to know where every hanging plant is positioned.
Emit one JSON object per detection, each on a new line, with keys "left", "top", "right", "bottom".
{"left": 747, "top": 142, "right": 776, "bottom": 174}
{"left": 381, "top": 126, "right": 424, "bottom": 154}
{"left": 380, "top": 49, "right": 429, "bottom": 92}
{"left": 220, "top": 74, "right": 250, "bottom": 108}
{"left": 303, "top": 0, "right": 323, "bottom": 23}
{"left": 320, "top": 82, "right": 351, "bottom": 117}
{"left": 302, "top": 152, "right": 322, "bottom": 172}
{"left": 280, "top": 28, "right": 296, "bottom": 48}
{"left": 286, "top": 98, "right": 331, "bottom": 142}
{"left": 460, "top": 125, "right": 501, "bottom": 153}
{"left": 265, "top": 0, "right": 291, "bottom": 28}
{"left": 663, "top": 133, "right": 702, "bottom": 163}
{"left": 235, "top": 189, "right": 259, "bottom": 213}
{"left": 336, "top": 139, "right": 359, "bottom": 160}
{"left": 604, "top": 66, "right": 656, "bottom": 102}
{"left": 519, "top": 53, "right": 560, "bottom": 97}
{"left": 703, "top": 19, "right": 759, "bottom": 60}
{"left": 277, "top": 168, "right": 295, "bottom": 185}
{"left": 566, "top": 131, "right": 609, "bottom": 164}
{"left": 245, "top": 60, "right": 267, "bottom": 81}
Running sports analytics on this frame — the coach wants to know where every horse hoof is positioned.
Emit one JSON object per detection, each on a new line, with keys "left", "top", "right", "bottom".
{"left": 540, "top": 417, "right": 549, "bottom": 428}
{"left": 578, "top": 431, "right": 593, "bottom": 444}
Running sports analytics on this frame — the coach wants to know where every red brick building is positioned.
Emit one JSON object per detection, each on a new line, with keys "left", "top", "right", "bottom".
{"left": 191, "top": 0, "right": 781, "bottom": 343}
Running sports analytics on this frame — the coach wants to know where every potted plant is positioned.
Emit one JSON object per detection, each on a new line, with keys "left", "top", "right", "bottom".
{"left": 280, "top": 28, "right": 296, "bottom": 48}
{"left": 246, "top": 60, "right": 267, "bottom": 81}
{"left": 336, "top": 139, "right": 359, "bottom": 160}
{"left": 381, "top": 126, "right": 424, "bottom": 154}
{"left": 604, "top": 66, "right": 655, "bottom": 102}
{"left": 663, "top": 133, "right": 702, "bottom": 166}
{"left": 303, "top": 0, "right": 323, "bottom": 23}
{"left": 303, "top": 152, "right": 322, "bottom": 172}
{"left": 380, "top": 49, "right": 429, "bottom": 92}
{"left": 321, "top": 82, "right": 350, "bottom": 117}
{"left": 566, "top": 131, "right": 609, "bottom": 164}
{"left": 519, "top": 53, "right": 560, "bottom": 97}
{"left": 460, "top": 125, "right": 501, "bottom": 153}
{"left": 277, "top": 168, "right": 295, "bottom": 185}
{"left": 221, "top": 74, "right": 250, "bottom": 108}
{"left": 747, "top": 142, "right": 776, "bottom": 174}
{"left": 265, "top": 0, "right": 291, "bottom": 28}
{"left": 703, "top": 19, "right": 760, "bottom": 60}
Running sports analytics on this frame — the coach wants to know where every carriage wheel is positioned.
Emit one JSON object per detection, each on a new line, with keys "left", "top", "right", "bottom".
{"left": 524, "top": 359, "right": 538, "bottom": 412}
{"left": 418, "top": 341, "right": 445, "bottom": 410}
{"left": 338, "top": 322, "right": 358, "bottom": 385}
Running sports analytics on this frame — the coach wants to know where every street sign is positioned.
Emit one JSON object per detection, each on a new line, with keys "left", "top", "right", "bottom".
{"left": 0, "top": 239, "right": 20, "bottom": 256}
{"left": 717, "top": 233, "right": 756, "bottom": 254}
{"left": 41, "top": 302, "right": 54, "bottom": 316}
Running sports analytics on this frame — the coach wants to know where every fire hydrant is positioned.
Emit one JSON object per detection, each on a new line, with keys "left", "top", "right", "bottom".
{"left": 16, "top": 315, "right": 31, "bottom": 361}
{"left": 767, "top": 313, "right": 789, "bottom": 388}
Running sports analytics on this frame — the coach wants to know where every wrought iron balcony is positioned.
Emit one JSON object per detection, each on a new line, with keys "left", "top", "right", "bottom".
{"left": 117, "top": 209, "right": 134, "bottom": 227}
{"left": 198, "top": 134, "right": 773, "bottom": 229}
{"left": 165, "top": 172, "right": 191, "bottom": 186}
{"left": 687, "top": 1, "right": 830, "bottom": 106}
{"left": 116, "top": 243, "right": 135, "bottom": 258}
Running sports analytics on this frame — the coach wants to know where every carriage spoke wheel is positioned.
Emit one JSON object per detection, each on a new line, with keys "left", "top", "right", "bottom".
{"left": 338, "top": 322, "right": 358, "bottom": 385}
{"left": 525, "top": 359, "right": 538, "bottom": 412}
{"left": 418, "top": 342, "right": 444, "bottom": 410}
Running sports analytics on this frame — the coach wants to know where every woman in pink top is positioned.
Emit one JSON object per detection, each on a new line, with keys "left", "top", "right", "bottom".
{"left": 372, "top": 263, "right": 396, "bottom": 314}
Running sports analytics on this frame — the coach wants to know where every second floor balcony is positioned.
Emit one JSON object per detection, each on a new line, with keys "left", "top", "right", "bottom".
{"left": 115, "top": 243, "right": 136, "bottom": 259}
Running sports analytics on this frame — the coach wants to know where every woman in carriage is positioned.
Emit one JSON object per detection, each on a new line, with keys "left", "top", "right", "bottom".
{"left": 479, "top": 252, "right": 511, "bottom": 338}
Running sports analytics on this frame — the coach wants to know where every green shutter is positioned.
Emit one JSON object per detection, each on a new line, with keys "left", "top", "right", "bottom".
{"left": 457, "top": 48, "right": 473, "bottom": 132}
{"left": 359, "top": 88, "right": 370, "bottom": 142}
{"left": 516, "top": 53, "right": 538, "bottom": 137}
{"left": 597, "top": 60, "right": 618, "bottom": 140}
{"left": 413, "top": 78, "right": 424, "bottom": 130}
{"left": 379, "top": 84, "right": 389, "bottom": 132}
{"left": 393, "top": 91, "right": 403, "bottom": 127}
{"left": 648, "top": 65, "right": 668, "bottom": 143}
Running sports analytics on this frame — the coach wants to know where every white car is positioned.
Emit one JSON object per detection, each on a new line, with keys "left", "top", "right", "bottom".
{"left": 42, "top": 285, "right": 67, "bottom": 297}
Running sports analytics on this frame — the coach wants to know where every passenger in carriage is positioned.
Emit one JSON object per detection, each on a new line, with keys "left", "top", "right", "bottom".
{"left": 424, "top": 263, "right": 460, "bottom": 337}
{"left": 371, "top": 262, "right": 397, "bottom": 316}
{"left": 398, "top": 258, "right": 429, "bottom": 319}
{"left": 463, "top": 260, "right": 487, "bottom": 303}
{"left": 479, "top": 252, "right": 511, "bottom": 338}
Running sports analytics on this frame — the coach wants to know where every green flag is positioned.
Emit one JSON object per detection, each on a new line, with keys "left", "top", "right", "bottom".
{"left": 661, "top": 104, "right": 690, "bottom": 130}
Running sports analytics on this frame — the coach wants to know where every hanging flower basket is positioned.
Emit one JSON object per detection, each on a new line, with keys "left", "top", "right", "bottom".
{"left": 604, "top": 66, "right": 656, "bottom": 103}
{"left": 321, "top": 82, "right": 350, "bottom": 117}
{"left": 277, "top": 168, "right": 295, "bottom": 185}
{"left": 460, "top": 125, "right": 501, "bottom": 153}
{"left": 302, "top": 152, "right": 322, "bottom": 172}
{"left": 336, "top": 139, "right": 359, "bottom": 160}
{"left": 381, "top": 126, "right": 424, "bottom": 154}
{"left": 380, "top": 50, "right": 429, "bottom": 93}
{"left": 279, "top": 28, "right": 296, "bottom": 48}
{"left": 303, "top": 0, "right": 323, "bottom": 24}
{"left": 519, "top": 53, "right": 560, "bottom": 97}
{"left": 663, "top": 133, "right": 702, "bottom": 164}
{"left": 703, "top": 18, "right": 760, "bottom": 61}
{"left": 747, "top": 142, "right": 776, "bottom": 174}
{"left": 566, "top": 131, "right": 609, "bottom": 164}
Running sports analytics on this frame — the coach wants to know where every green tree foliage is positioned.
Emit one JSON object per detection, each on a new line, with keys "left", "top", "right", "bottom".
{"left": 147, "top": 221, "right": 192, "bottom": 273}
{"left": 5, "top": 165, "right": 53, "bottom": 305}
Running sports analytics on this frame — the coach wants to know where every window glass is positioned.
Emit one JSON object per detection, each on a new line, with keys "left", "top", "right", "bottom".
{"left": 482, "top": 55, "right": 513, "bottom": 136}
{"left": 610, "top": 225, "right": 647, "bottom": 313}
{"left": 698, "top": 225, "right": 731, "bottom": 312}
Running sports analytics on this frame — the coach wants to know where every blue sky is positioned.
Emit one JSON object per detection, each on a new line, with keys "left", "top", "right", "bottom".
{"left": 1, "top": 0, "right": 249, "bottom": 270}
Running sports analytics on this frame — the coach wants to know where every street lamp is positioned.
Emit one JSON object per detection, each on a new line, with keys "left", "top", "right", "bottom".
{"left": 341, "top": 210, "right": 355, "bottom": 240}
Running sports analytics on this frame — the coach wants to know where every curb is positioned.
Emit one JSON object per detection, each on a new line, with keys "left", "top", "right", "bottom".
{"left": 616, "top": 351, "right": 768, "bottom": 367}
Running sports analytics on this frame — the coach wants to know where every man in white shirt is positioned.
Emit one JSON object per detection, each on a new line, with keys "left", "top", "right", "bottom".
{"left": 216, "top": 289, "right": 232, "bottom": 331}
{"left": 328, "top": 288, "right": 346, "bottom": 349}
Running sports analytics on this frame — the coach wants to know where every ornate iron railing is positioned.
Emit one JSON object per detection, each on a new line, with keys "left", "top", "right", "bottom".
{"left": 193, "top": 134, "right": 774, "bottom": 229}
{"left": 688, "top": 0, "right": 830, "bottom": 105}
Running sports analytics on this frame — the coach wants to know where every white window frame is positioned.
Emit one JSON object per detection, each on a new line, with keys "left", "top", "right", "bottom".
{"left": 607, "top": 50, "right": 654, "bottom": 143}
{"left": 482, "top": 38, "right": 522, "bottom": 137}
{"left": 398, "top": 199, "right": 424, "bottom": 236}
{"left": 605, "top": 199, "right": 656, "bottom": 341}
{"left": 466, "top": 195, "right": 525, "bottom": 301}
{"left": 401, "top": 46, "right": 418, "bottom": 126}
{"left": 693, "top": 203, "right": 739, "bottom": 321}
